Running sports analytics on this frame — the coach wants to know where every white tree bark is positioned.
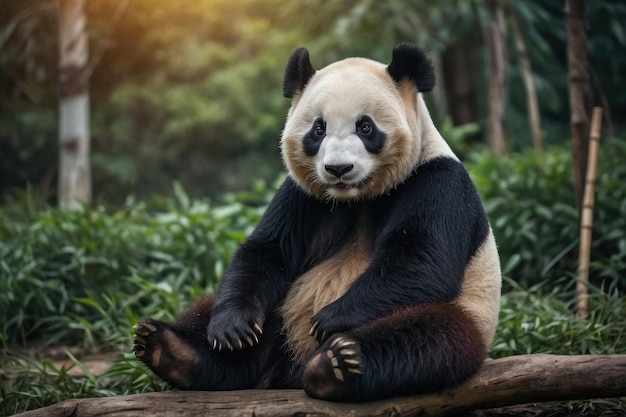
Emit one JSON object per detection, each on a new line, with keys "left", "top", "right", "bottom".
{"left": 58, "top": 0, "right": 91, "bottom": 208}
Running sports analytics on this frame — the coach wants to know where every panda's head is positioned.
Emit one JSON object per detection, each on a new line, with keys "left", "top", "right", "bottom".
{"left": 280, "top": 44, "right": 442, "bottom": 201}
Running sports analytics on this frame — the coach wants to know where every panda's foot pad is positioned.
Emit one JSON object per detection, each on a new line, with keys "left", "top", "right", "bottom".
{"left": 303, "top": 335, "right": 363, "bottom": 400}
{"left": 132, "top": 319, "right": 198, "bottom": 388}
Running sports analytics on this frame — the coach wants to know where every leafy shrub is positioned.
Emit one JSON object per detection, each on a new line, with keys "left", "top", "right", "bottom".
{"left": 0, "top": 181, "right": 273, "bottom": 349}
{"left": 468, "top": 140, "right": 626, "bottom": 292}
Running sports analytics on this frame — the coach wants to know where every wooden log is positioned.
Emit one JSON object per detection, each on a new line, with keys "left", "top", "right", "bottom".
{"left": 15, "top": 354, "right": 626, "bottom": 417}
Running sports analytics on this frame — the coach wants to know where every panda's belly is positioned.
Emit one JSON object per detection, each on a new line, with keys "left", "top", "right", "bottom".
{"left": 278, "top": 233, "right": 371, "bottom": 362}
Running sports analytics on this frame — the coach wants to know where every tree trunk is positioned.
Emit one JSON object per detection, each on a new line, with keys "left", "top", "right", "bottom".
{"left": 565, "top": 0, "right": 590, "bottom": 213}
{"left": 441, "top": 33, "right": 482, "bottom": 144}
{"left": 14, "top": 354, "right": 626, "bottom": 417}
{"left": 58, "top": 0, "right": 91, "bottom": 208}
{"left": 507, "top": 5, "right": 541, "bottom": 151}
{"left": 482, "top": 0, "right": 507, "bottom": 154}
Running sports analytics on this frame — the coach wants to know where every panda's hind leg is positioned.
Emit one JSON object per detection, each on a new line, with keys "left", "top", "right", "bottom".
{"left": 133, "top": 295, "right": 216, "bottom": 389}
{"left": 133, "top": 294, "right": 293, "bottom": 390}
{"left": 133, "top": 318, "right": 200, "bottom": 388}
{"left": 303, "top": 303, "right": 488, "bottom": 401}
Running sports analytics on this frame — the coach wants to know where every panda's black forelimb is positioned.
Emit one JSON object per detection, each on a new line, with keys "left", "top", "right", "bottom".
{"left": 206, "top": 178, "right": 357, "bottom": 351}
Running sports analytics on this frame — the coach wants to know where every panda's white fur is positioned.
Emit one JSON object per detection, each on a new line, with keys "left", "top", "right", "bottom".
{"left": 456, "top": 231, "right": 501, "bottom": 347}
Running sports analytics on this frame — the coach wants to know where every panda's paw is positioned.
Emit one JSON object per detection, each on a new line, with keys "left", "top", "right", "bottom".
{"left": 206, "top": 308, "right": 264, "bottom": 352}
{"left": 132, "top": 319, "right": 159, "bottom": 365}
{"left": 132, "top": 319, "right": 199, "bottom": 388}
{"left": 303, "top": 334, "right": 364, "bottom": 401}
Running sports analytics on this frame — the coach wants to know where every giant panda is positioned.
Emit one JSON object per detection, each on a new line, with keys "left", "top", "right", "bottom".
{"left": 132, "top": 43, "right": 502, "bottom": 402}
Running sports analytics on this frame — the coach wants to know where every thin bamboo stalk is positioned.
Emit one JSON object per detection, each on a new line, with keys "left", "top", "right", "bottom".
{"left": 576, "top": 106, "right": 603, "bottom": 319}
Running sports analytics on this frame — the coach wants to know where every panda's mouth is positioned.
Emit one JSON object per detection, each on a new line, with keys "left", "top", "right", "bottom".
{"left": 332, "top": 178, "right": 369, "bottom": 191}
{"left": 333, "top": 181, "right": 355, "bottom": 191}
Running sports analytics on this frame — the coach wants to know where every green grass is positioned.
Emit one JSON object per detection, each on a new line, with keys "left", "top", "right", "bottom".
{"left": 492, "top": 278, "right": 626, "bottom": 358}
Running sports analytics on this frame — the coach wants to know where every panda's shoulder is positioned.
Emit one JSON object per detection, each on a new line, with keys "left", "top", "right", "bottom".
{"left": 402, "top": 156, "right": 476, "bottom": 195}
{"left": 385, "top": 156, "right": 487, "bottom": 226}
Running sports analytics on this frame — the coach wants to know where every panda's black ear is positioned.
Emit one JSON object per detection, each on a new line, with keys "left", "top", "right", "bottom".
{"left": 387, "top": 43, "right": 435, "bottom": 92}
{"left": 283, "top": 47, "right": 316, "bottom": 98}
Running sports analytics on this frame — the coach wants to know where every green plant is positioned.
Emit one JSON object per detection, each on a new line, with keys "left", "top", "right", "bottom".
{"left": 469, "top": 141, "right": 626, "bottom": 292}
{"left": 0, "top": 350, "right": 167, "bottom": 415}
{"left": 0, "top": 182, "right": 273, "bottom": 349}
{"left": 491, "top": 278, "right": 626, "bottom": 358}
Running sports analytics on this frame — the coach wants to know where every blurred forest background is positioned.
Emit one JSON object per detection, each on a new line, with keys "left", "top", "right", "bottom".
{"left": 1, "top": 0, "right": 624, "bottom": 203}
{"left": 2, "top": 0, "right": 626, "bottom": 415}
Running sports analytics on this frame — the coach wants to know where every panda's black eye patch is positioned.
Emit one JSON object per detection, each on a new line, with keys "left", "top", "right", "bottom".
{"left": 303, "top": 117, "right": 326, "bottom": 156}
{"left": 356, "top": 116, "right": 386, "bottom": 154}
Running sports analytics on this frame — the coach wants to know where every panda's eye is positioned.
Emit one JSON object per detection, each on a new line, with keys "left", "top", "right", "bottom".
{"left": 314, "top": 124, "right": 325, "bottom": 137}
{"left": 359, "top": 123, "right": 372, "bottom": 136}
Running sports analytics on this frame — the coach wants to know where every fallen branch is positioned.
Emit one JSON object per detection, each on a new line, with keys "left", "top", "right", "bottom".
{"left": 16, "top": 354, "right": 626, "bottom": 417}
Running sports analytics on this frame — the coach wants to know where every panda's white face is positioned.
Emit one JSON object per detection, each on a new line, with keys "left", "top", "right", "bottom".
{"left": 313, "top": 119, "right": 377, "bottom": 200}
{"left": 281, "top": 58, "right": 422, "bottom": 201}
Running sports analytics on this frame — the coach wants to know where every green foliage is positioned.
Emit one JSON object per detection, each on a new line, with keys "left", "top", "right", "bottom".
{"left": 469, "top": 140, "right": 626, "bottom": 291}
{"left": 492, "top": 278, "right": 626, "bottom": 357}
{"left": 438, "top": 116, "right": 482, "bottom": 158}
{"left": 91, "top": 31, "right": 295, "bottom": 201}
{"left": 0, "top": 182, "right": 273, "bottom": 349}
{"left": 0, "top": 351, "right": 167, "bottom": 415}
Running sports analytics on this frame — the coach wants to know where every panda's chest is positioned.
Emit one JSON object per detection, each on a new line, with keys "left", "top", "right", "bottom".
{"left": 278, "top": 228, "right": 372, "bottom": 362}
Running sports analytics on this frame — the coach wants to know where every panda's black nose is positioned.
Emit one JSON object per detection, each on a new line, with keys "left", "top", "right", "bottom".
{"left": 325, "top": 164, "right": 354, "bottom": 178}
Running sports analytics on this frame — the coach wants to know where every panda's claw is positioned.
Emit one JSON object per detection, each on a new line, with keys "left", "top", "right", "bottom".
{"left": 347, "top": 367, "right": 363, "bottom": 375}
{"left": 133, "top": 343, "right": 146, "bottom": 358}
{"left": 309, "top": 321, "right": 319, "bottom": 337}
{"left": 133, "top": 322, "right": 157, "bottom": 337}
{"left": 330, "top": 337, "right": 352, "bottom": 349}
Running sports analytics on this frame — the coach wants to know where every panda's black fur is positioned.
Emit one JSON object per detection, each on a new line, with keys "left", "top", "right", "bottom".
{"left": 133, "top": 44, "right": 501, "bottom": 402}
